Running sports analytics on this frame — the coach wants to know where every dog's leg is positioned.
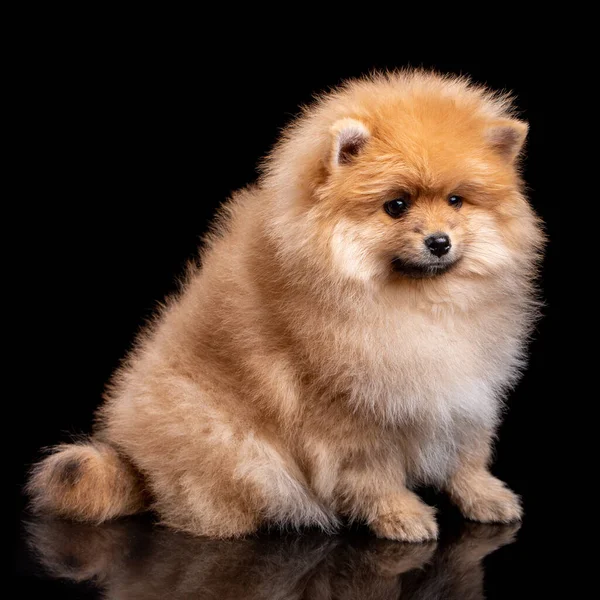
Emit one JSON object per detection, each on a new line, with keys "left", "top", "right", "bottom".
{"left": 446, "top": 432, "right": 522, "bottom": 523}
{"left": 336, "top": 455, "right": 438, "bottom": 542}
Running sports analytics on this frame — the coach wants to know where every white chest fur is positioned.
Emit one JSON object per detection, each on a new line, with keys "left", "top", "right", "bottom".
{"left": 326, "top": 299, "right": 523, "bottom": 484}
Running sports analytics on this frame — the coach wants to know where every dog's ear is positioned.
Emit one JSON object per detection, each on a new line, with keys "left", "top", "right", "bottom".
{"left": 485, "top": 118, "right": 528, "bottom": 162}
{"left": 330, "top": 118, "right": 370, "bottom": 167}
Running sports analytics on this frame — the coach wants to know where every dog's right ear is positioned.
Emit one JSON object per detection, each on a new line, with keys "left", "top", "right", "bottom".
{"left": 330, "top": 118, "right": 370, "bottom": 167}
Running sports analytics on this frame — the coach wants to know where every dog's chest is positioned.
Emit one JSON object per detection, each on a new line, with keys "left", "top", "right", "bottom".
{"left": 310, "top": 305, "right": 522, "bottom": 486}
{"left": 337, "top": 308, "right": 518, "bottom": 430}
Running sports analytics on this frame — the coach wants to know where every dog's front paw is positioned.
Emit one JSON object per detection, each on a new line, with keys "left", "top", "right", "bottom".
{"left": 370, "top": 498, "right": 438, "bottom": 542}
{"left": 453, "top": 475, "right": 522, "bottom": 524}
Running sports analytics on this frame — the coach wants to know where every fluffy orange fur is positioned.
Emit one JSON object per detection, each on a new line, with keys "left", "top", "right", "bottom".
{"left": 28, "top": 71, "right": 544, "bottom": 541}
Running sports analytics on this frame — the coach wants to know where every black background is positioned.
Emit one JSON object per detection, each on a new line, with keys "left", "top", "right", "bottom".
{"left": 13, "top": 25, "right": 573, "bottom": 597}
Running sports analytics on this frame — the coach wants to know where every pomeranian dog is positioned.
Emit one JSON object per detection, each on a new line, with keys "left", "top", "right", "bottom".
{"left": 28, "top": 71, "right": 543, "bottom": 541}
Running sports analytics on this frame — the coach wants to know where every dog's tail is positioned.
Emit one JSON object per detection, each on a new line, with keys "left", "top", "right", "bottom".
{"left": 27, "top": 439, "right": 146, "bottom": 522}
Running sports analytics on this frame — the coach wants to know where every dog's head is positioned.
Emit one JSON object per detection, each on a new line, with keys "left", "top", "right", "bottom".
{"left": 267, "top": 73, "right": 543, "bottom": 288}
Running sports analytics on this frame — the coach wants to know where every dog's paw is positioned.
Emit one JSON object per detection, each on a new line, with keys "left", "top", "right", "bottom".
{"left": 371, "top": 501, "right": 438, "bottom": 542}
{"left": 456, "top": 477, "right": 522, "bottom": 524}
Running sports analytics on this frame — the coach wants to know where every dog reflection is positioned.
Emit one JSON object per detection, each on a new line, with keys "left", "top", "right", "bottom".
{"left": 26, "top": 518, "right": 518, "bottom": 599}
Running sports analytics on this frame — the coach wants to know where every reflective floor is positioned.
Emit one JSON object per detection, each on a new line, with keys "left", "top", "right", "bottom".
{"left": 16, "top": 510, "right": 532, "bottom": 599}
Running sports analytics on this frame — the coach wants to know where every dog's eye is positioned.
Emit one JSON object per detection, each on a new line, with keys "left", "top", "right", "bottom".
{"left": 384, "top": 198, "right": 409, "bottom": 218}
{"left": 448, "top": 195, "right": 463, "bottom": 209}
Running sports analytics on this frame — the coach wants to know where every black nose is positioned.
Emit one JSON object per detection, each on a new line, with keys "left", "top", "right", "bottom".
{"left": 424, "top": 234, "right": 451, "bottom": 257}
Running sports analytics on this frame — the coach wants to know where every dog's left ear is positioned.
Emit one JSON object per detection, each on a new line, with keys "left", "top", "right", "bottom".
{"left": 485, "top": 118, "right": 529, "bottom": 162}
{"left": 330, "top": 118, "right": 370, "bottom": 167}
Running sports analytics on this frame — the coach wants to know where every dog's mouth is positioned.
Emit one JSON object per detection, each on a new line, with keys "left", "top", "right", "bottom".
{"left": 391, "top": 258, "right": 458, "bottom": 279}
